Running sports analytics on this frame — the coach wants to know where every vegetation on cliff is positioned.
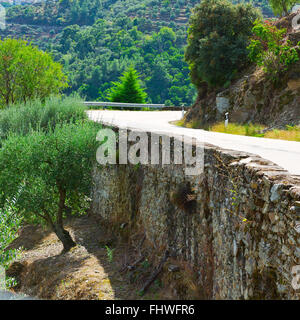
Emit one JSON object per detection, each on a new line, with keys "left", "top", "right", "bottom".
{"left": 247, "top": 20, "right": 300, "bottom": 83}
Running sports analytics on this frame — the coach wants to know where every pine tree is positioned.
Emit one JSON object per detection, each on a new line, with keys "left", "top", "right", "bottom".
{"left": 108, "top": 67, "right": 147, "bottom": 104}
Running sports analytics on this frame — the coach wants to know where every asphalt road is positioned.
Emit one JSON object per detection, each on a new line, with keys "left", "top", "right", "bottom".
{"left": 88, "top": 110, "right": 300, "bottom": 176}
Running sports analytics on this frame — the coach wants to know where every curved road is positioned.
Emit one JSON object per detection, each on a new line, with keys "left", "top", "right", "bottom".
{"left": 88, "top": 110, "right": 300, "bottom": 176}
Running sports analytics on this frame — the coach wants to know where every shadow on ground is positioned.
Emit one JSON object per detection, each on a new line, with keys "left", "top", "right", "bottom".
{"left": 8, "top": 216, "right": 165, "bottom": 300}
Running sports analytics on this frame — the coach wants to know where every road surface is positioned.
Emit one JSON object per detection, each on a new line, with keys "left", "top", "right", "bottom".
{"left": 88, "top": 110, "right": 300, "bottom": 176}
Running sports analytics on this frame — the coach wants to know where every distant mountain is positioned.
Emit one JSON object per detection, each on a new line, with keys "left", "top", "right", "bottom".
{"left": 0, "top": 0, "right": 274, "bottom": 106}
{"left": 0, "top": 0, "right": 43, "bottom": 5}
{"left": 5, "top": 0, "right": 273, "bottom": 28}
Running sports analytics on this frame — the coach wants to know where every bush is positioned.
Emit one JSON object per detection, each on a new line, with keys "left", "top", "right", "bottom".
{"left": 0, "top": 96, "right": 87, "bottom": 141}
{"left": 0, "top": 202, "right": 23, "bottom": 288}
{"left": 185, "top": 0, "right": 261, "bottom": 88}
{"left": 247, "top": 20, "right": 300, "bottom": 82}
{"left": 0, "top": 121, "right": 101, "bottom": 252}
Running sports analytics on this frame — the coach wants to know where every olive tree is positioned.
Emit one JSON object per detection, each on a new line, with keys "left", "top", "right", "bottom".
{"left": 0, "top": 121, "right": 100, "bottom": 252}
{"left": 0, "top": 39, "right": 68, "bottom": 107}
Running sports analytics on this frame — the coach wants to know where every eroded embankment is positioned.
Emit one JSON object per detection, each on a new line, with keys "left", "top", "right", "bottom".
{"left": 91, "top": 128, "right": 300, "bottom": 300}
{"left": 8, "top": 216, "right": 175, "bottom": 300}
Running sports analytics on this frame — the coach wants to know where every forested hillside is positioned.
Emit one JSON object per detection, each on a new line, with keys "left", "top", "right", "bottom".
{"left": 0, "top": 0, "right": 273, "bottom": 104}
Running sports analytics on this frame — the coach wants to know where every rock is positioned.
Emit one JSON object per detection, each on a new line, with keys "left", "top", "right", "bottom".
{"left": 277, "top": 284, "right": 287, "bottom": 294}
{"left": 288, "top": 235, "right": 296, "bottom": 245}
{"left": 290, "top": 205, "right": 300, "bottom": 217}
{"left": 281, "top": 245, "right": 291, "bottom": 256}
{"left": 233, "top": 239, "right": 238, "bottom": 257}
{"left": 290, "top": 188, "right": 300, "bottom": 200}
{"left": 250, "top": 182, "right": 258, "bottom": 190}
{"left": 245, "top": 257, "right": 255, "bottom": 275}
{"left": 278, "top": 221, "right": 286, "bottom": 233}
{"left": 168, "top": 265, "right": 180, "bottom": 272}
{"left": 268, "top": 212, "right": 276, "bottom": 224}
{"left": 287, "top": 79, "right": 300, "bottom": 91}
{"left": 216, "top": 96, "right": 229, "bottom": 114}
{"left": 294, "top": 221, "right": 300, "bottom": 233}
{"left": 294, "top": 247, "right": 300, "bottom": 258}
{"left": 295, "top": 201, "right": 300, "bottom": 208}
{"left": 270, "top": 184, "right": 281, "bottom": 202}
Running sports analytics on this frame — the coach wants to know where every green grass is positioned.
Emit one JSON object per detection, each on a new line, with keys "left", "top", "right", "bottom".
{"left": 264, "top": 125, "right": 300, "bottom": 142}
{"left": 209, "top": 122, "right": 300, "bottom": 141}
{"left": 173, "top": 120, "right": 300, "bottom": 142}
{"left": 171, "top": 119, "right": 201, "bottom": 129}
{"left": 209, "top": 122, "right": 265, "bottom": 137}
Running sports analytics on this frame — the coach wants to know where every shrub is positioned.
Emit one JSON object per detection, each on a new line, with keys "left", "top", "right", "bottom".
{"left": 247, "top": 20, "right": 300, "bottom": 82}
{"left": 185, "top": 0, "right": 261, "bottom": 88}
{"left": 0, "top": 96, "right": 87, "bottom": 141}
{"left": 0, "top": 202, "right": 23, "bottom": 288}
{"left": 0, "top": 121, "right": 101, "bottom": 252}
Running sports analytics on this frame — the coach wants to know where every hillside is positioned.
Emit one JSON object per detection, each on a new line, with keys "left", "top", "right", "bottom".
{"left": 184, "top": 11, "right": 300, "bottom": 131}
{"left": 5, "top": 0, "right": 273, "bottom": 27}
{"left": 0, "top": 0, "right": 274, "bottom": 104}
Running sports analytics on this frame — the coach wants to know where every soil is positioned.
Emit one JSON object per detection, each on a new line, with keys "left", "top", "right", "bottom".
{"left": 7, "top": 215, "right": 173, "bottom": 300}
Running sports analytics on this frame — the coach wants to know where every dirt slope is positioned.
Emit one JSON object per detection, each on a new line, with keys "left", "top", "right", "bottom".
{"left": 7, "top": 216, "right": 176, "bottom": 300}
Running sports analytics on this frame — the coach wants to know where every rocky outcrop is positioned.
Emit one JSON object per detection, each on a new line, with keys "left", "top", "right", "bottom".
{"left": 185, "top": 61, "right": 300, "bottom": 130}
{"left": 91, "top": 127, "right": 300, "bottom": 299}
{"left": 184, "top": 13, "right": 300, "bottom": 130}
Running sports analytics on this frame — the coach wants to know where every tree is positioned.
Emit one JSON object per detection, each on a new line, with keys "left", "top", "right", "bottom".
{"left": 108, "top": 67, "right": 147, "bottom": 104}
{"left": 185, "top": 0, "right": 261, "bottom": 88}
{"left": 0, "top": 39, "right": 68, "bottom": 107}
{"left": 146, "top": 60, "right": 172, "bottom": 103}
{"left": 268, "top": 0, "right": 296, "bottom": 16}
{"left": 0, "top": 122, "right": 100, "bottom": 252}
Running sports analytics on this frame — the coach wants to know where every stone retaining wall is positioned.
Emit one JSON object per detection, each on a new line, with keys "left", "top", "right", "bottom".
{"left": 91, "top": 128, "right": 300, "bottom": 299}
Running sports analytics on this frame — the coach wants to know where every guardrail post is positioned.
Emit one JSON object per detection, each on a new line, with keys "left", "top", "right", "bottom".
{"left": 225, "top": 112, "right": 229, "bottom": 128}
{"left": 182, "top": 104, "right": 185, "bottom": 119}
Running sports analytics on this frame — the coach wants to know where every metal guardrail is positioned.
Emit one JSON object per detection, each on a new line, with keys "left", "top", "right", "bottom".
{"left": 84, "top": 101, "right": 166, "bottom": 109}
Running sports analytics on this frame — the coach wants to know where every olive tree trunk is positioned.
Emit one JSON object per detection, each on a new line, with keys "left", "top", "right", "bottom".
{"left": 53, "top": 224, "right": 76, "bottom": 253}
